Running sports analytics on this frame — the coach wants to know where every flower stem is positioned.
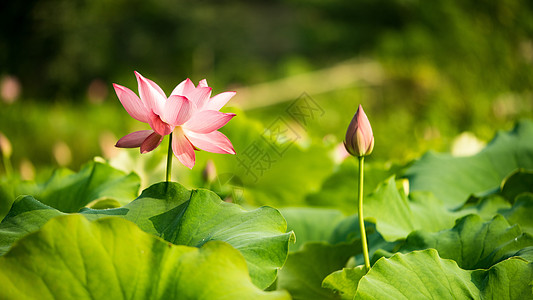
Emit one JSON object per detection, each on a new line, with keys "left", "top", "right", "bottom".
{"left": 166, "top": 133, "right": 173, "bottom": 182}
{"left": 358, "top": 155, "right": 371, "bottom": 272}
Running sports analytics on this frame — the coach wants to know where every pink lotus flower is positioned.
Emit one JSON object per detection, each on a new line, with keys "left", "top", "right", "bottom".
{"left": 344, "top": 104, "right": 374, "bottom": 157}
{"left": 114, "top": 71, "right": 236, "bottom": 169}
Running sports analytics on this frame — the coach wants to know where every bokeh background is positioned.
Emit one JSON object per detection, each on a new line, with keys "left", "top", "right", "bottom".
{"left": 1, "top": 0, "right": 532, "bottom": 200}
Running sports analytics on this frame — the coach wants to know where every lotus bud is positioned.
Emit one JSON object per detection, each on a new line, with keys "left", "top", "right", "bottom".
{"left": 344, "top": 104, "right": 374, "bottom": 157}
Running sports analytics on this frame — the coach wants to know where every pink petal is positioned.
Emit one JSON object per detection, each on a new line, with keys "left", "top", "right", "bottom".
{"left": 139, "top": 72, "right": 166, "bottom": 98}
{"left": 172, "top": 128, "right": 196, "bottom": 169}
{"left": 187, "top": 86, "right": 212, "bottom": 110}
{"left": 164, "top": 95, "right": 195, "bottom": 126}
{"left": 198, "top": 79, "right": 208, "bottom": 88}
{"left": 113, "top": 84, "right": 149, "bottom": 123}
{"left": 115, "top": 130, "right": 153, "bottom": 148}
{"left": 184, "top": 110, "right": 236, "bottom": 134}
{"left": 184, "top": 130, "right": 235, "bottom": 154}
{"left": 135, "top": 71, "right": 166, "bottom": 116}
{"left": 148, "top": 111, "right": 173, "bottom": 136}
{"left": 204, "top": 91, "right": 236, "bottom": 111}
{"left": 140, "top": 132, "right": 164, "bottom": 153}
{"left": 171, "top": 78, "right": 196, "bottom": 97}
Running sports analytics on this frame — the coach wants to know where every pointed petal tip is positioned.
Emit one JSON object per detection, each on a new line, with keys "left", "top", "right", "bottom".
{"left": 112, "top": 83, "right": 126, "bottom": 93}
{"left": 198, "top": 79, "right": 209, "bottom": 88}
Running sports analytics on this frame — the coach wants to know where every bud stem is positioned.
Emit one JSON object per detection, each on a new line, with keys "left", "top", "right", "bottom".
{"left": 166, "top": 133, "right": 173, "bottom": 182}
{"left": 358, "top": 155, "right": 371, "bottom": 272}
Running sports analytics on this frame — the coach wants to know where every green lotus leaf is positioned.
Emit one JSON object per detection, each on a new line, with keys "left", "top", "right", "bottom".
{"left": 0, "top": 182, "right": 294, "bottom": 289}
{"left": 304, "top": 176, "right": 466, "bottom": 243}
{"left": 398, "top": 214, "right": 533, "bottom": 269}
{"left": 0, "top": 215, "right": 290, "bottom": 300}
{"left": 405, "top": 120, "right": 533, "bottom": 209}
{"left": 471, "top": 256, "right": 533, "bottom": 300}
{"left": 325, "top": 249, "right": 533, "bottom": 300}
{"left": 277, "top": 241, "right": 358, "bottom": 300}
{"left": 500, "top": 193, "right": 533, "bottom": 235}
{"left": 280, "top": 207, "right": 346, "bottom": 251}
{"left": 456, "top": 194, "right": 512, "bottom": 220}
{"left": 0, "top": 160, "right": 140, "bottom": 215}
{"left": 362, "top": 176, "right": 458, "bottom": 241}
{"left": 499, "top": 170, "right": 533, "bottom": 203}
{"left": 322, "top": 266, "right": 366, "bottom": 300}
{"left": 305, "top": 159, "right": 403, "bottom": 214}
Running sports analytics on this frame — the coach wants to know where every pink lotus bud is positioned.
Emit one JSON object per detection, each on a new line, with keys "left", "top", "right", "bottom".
{"left": 344, "top": 104, "right": 374, "bottom": 157}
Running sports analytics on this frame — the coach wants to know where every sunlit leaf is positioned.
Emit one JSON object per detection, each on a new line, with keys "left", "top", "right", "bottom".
{"left": 322, "top": 266, "right": 366, "bottom": 300}
{"left": 281, "top": 207, "right": 345, "bottom": 251}
{"left": 500, "top": 170, "right": 533, "bottom": 203}
{"left": 305, "top": 159, "right": 402, "bottom": 214}
{"left": 405, "top": 120, "right": 533, "bottom": 209}
{"left": 326, "top": 249, "right": 533, "bottom": 300}
{"left": 398, "top": 214, "right": 533, "bottom": 269}
{"left": 0, "top": 160, "right": 140, "bottom": 214}
{"left": 362, "top": 177, "right": 457, "bottom": 241}
{"left": 500, "top": 193, "right": 533, "bottom": 236}
{"left": 0, "top": 182, "right": 293, "bottom": 289}
{"left": 0, "top": 215, "right": 290, "bottom": 300}
{"left": 277, "top": 241, "right": 358, "bottom": 300}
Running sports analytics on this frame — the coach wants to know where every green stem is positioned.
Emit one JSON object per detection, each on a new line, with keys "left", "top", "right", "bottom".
{"left": 358, "top": 155, "right": 371, "bottom": 272}
{"left": 166, "top": 133, "right": 173, "bottom": 182}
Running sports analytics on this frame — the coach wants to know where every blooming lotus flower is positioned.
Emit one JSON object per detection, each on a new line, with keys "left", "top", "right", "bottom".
{"left": 114, "top": 71, "right": 236, "bottom": 169}
{"left": 344, "top": 104, "right": 374, "bottom": 157}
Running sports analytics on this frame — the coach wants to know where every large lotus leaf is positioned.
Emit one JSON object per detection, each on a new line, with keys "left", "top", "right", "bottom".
{"left": 471, "top": 257, "right": 533, "bottom": 300}
{"left": 398, "top": 214, "right": 533, "bottom": 269}
{"left": 324, "top": 249, "right": 533, "bottom": 300}
{"left": 328, "top": 216, "right": 399, "bottom": 266}
{"left": 0, "top": 160, "right": 140, "bottom": 214}
{"left": 0, "top": 215, "right": 290, "bottom": 300}
{"left": 0, "top": 196, "right": 64, "bottom": 255}
{"left": 405, "top": 120, "right": 533, "bottom": 209}
{"left": 361, "top": 176, "right": 458, "bottom": 241}
{"left": 277, "top": 241, "right": 358, "bottom": 300}
{"left": 500, "top": 170, "right": 533, "bottom": 203}
{"left": 322, "top": 266, "right": 366, "bottom": 300}
{"left": 457, "top": 170, "right": 533, "bottom": 217}
{"left": 456, "top": 194, "right": 512, "bottom": 220}
{"left": 280, "top": 207, "right": 345, "bottom": 251}
{"left": 0, "top": 178, "right": 35, "bottom": 221}
{"left": 500, "top": 193, "right": 533, "bottom": 235}
{"left": 305, "top": 159, "right": 402, "bottom": 214}
{"left": 0, "top": 182, "right": 294, "bottom": 289}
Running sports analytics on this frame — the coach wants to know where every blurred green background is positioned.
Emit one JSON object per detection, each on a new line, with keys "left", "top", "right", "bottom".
{"left": 1, "top": 0, "right": 532, "bottom": 187}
